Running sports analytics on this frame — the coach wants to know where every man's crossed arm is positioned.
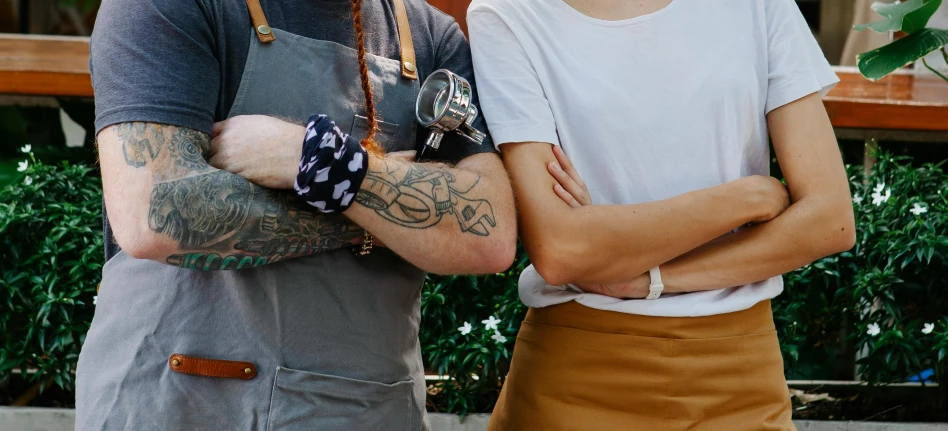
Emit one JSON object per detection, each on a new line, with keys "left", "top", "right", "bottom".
{"left": 100, "top": 122, "right": 362, "bottom": 270}
{"left": 98, "top": 121, "right": 516, "bottom": 274}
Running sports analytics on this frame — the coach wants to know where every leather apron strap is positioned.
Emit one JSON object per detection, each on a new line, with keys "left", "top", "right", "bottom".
{"left": 392, "top": 0, "right": 418, "bottom": 80}
{"left": 246, "top": 0, "right": 275, "bottom": 43}
{"left": 243, "top": 0, "right": 417, "bottom": 80}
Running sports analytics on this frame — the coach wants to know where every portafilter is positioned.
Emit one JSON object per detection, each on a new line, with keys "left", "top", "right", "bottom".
{"left": 415, "top": 69, "right": 487, "bottom": 158}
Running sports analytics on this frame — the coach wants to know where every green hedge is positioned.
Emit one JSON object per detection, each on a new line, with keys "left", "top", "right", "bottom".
{"left": 0, "top": 149, "right": 102, "bottom": 391}
{"left": 776, "top": 155, "right": 948, "bottom": 385}
{"left": 1, "top": 150, "right": 947, "bottom": 414}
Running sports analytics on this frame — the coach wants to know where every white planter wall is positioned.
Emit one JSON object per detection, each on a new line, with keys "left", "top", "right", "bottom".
{"left": 1, "top": 408, "right": 946, "bottom": 431}
{"left": 0, "top": 408, "right": 75, "bottom": 431}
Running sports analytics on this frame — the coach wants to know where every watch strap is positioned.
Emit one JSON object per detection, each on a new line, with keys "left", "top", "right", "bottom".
{"left": 646, "top": 266, "right": 664, "bottom": 300}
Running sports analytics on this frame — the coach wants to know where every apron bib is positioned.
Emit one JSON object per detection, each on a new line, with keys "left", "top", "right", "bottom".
{"left": 76, "top": 2, "right": 428, "bottom": 430}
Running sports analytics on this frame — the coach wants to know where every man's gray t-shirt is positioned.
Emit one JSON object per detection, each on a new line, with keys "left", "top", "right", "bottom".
{"left": 92, "top": 0, "right": 494, "bottom": 259}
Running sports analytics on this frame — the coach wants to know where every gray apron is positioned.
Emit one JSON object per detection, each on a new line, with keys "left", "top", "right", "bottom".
{"left": 75, "top": 1, "right": 428, "bottom": 429}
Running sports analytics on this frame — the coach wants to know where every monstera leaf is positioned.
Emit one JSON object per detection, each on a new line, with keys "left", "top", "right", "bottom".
{"left": 855, "top": 0, "right": 943, "bottom": 34}
{"left": 857, "top": 28, "right": 948, "bottom": 80}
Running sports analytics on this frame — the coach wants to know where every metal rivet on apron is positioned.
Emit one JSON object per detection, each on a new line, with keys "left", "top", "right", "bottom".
{"left": 171, "top": 359, "right": 180, "bottom": 367}
{"left": 404, "top": 62, "right": 416, "bottom": 73}
{"left": 257, "top": 25, "right": 272, "bottom": 35}
{"left": 244, "top": 368, "right": 252, "bottom": 375}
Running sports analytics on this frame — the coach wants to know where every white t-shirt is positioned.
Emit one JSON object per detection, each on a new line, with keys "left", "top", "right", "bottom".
{"left": 468, "top": 0, "right": 839, "bottom": 317}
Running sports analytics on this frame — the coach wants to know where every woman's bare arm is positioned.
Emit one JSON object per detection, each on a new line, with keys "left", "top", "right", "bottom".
{"left": 501, "top": 140, "right": 791, "bottom": 287}
{"left": 655, "top": 93, "right": 855, "bottom": 292}
{"left": 547, "top": 93, "right": 855, "bottom": 296}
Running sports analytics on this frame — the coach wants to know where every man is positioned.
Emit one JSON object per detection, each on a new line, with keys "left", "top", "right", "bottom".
{"left": 76, "top": 0, "right": 515, "bottom": 429}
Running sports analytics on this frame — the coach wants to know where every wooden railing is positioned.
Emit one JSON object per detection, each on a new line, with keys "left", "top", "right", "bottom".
{"left": 0, "top": 33, "right": 92, "bottom": 98}
{"left": 825, "top": 66, "right": 948, "bottom": 133}
{"left": 1, "top": 34, "right": 946, "bottom": 136}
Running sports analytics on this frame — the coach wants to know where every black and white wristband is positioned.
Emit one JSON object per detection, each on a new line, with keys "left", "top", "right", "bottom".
{"left": 294, "top": 115, "right": 369, "bottom": 213}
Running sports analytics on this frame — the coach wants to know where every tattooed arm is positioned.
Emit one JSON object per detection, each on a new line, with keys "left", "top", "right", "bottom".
{"left": 343, "top": 152, "right": 517, "bottom": 275}
{"left": 209, "top": 115, "right": 517, "bottom": 275}
{"left": 98, "top": 122, "right": 363, "bottom": 270}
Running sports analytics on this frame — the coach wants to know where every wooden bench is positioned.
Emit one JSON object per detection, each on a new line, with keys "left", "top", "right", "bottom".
{"left": 826, "top": 66, "right": 948, "bottom": 141}
{"left": 1, "top": 35, "right": 946, "bottom": 139}
{"left": 0, "top": 33, "right": 92, "bottom": 99}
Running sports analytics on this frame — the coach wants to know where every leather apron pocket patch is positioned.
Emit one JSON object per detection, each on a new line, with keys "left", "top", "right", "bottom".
{"left": 266, "top": 367, "right": 415, "bottom": 431}
{"left": 168, "top": 354, "right": 257, "bottom": 380}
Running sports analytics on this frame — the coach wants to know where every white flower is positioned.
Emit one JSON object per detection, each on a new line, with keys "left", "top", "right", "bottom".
{"left": 491, "top": 330, "right": 507, "bottom": 344}
{"left": 871, "top": 187, "right": 891, "bottom": 206}
{"left": 93, "top": 295, "right": 98, "bottom": 305}
{"left": 867, "top": 323, "right": 881, "bottom": 336}
{"left": 482, "top": 315, "right": 501, "bottom": 331}
{"left": 20, "top": 144, "right": 31, "bottom": 153}
{"left": 922, "top": 323, "right": 935, "bottom": 335}
{"left": 458, "top": 322, "right": 472, "bottom": 335}
{"left": 17, "top": 160, "right": 28, "bottom": 172}
{"left": 873, "top": 182, "right": 886, "bottom": 193}
{"left": 910, "top": 203, "right": 928, "bottom": 216}
{"left": 852, "top": 195, "right": 863, "bottom": 205}
{"left": 23, "top": 176, "right": 32, "bottom": 186}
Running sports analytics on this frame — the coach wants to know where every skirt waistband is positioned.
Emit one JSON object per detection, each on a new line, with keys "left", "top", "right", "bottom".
{"left": 525, "top": 299, "right": 775, "bottom": 340}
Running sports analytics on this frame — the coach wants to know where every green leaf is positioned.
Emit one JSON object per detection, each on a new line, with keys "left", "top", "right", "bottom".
{"left": 858, "top": 28, "right": 948, "bottom": 80}
{"left": 855, "top": 0, "right": 943, "bottom": 34}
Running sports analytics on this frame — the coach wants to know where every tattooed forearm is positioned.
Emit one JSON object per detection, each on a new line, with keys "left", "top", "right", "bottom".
{"left": 149, "top": 171, "right": 254, "bottom": 248}
{"left": 167, "top": 253, "right": 270, "bottom": 270}
{"left": 115, "top": 122, "right": 363, "bottom": 270}
{"left": 355, "top": 158, "right": 496, "bottom": 236}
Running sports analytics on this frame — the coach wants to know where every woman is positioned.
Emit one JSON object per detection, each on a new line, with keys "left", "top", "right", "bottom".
{"left": 467, "top": 0, "right": 854, "bottom": 429}
{"left": 78, "top": 0, "right": 514, "bottom": 429}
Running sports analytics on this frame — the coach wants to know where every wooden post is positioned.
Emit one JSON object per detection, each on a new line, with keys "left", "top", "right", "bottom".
{"left": 819, "top": 0, "right": 855, "bottom": 64}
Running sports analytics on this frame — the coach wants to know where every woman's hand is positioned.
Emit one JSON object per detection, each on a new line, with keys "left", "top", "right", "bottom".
{"left": 209, "top": 115, "right": 305, "bottom": 189}
{"left": 547, "top": 146, "right": 649, "bottom": 299}
{"left": 547, "top": 145, "right": 592, "bottom": 207}
{"left": 740, "top": 175, "right": 791, "bottom": 224}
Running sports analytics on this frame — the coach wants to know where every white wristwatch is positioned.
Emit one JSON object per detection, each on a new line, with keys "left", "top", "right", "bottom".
{"left": 646, "top": 266, "right": 664, "bottom": 300}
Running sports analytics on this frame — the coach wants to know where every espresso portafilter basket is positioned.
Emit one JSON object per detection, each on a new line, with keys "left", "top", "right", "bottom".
{"left": 415, "top": 69, "right": 487, "bottom": 160}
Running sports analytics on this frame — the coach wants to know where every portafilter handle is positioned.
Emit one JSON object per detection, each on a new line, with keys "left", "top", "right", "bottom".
{"left": 425, "top": 130, "right": 445, "bottom": 151}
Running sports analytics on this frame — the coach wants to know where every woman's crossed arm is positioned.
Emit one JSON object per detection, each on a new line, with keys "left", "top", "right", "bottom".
{"left": 526, "top": 92, "right": 855, "bottom": 296}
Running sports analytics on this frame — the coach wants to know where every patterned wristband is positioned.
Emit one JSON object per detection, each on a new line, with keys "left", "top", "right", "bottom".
{"left": 294, "top": 115, "right": 369, "bottom": 213}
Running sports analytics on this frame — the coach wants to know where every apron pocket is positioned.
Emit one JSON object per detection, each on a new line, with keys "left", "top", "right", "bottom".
{"left": 266, "top": 366, "right": 415, "bottom": 431}
{"left": 351, "top": 115, "right": 401, "bottom": 151}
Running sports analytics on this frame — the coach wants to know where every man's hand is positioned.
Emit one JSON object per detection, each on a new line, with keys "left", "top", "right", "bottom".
{"left": 209, "top": 115, "right": 305, "bottom": 189}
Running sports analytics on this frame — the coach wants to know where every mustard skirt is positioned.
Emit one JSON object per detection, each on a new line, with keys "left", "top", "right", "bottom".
{"left": 488, "top": 300, "right": 795, "bottom": 431}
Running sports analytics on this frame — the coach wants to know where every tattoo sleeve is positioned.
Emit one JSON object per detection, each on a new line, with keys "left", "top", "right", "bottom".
{"left": 114, "top": 122, "right": 362, "bottom": 270}
{"left": 355, "top": 158, "right": 496, "bottom": 236}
